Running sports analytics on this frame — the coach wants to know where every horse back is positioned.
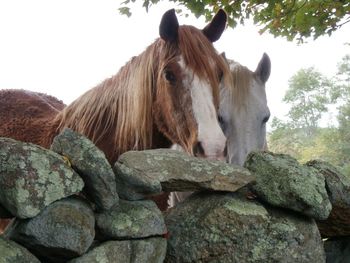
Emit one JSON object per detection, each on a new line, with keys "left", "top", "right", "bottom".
{"left": 0, "top": 89, "right": 64, "bottom": 147}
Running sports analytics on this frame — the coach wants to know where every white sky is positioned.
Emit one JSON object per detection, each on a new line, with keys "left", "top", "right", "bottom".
{"left": 1, "top": 0, "right": 349, "bottom": 129}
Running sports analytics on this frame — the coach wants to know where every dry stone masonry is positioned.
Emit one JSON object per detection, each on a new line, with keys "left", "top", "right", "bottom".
{"left": 0, "top": 128, "right": 349, "bottom": 262}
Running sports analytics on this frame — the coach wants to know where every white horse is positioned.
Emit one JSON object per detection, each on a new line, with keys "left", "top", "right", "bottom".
{"left": 219, "top": 52, "right": 271, "bottom": 166}
{"left": 169, "top": 53, "right": 271, "bottom": 206}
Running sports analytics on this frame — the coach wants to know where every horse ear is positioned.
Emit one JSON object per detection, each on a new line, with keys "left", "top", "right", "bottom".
{"left": 255, "top": 53, "right": 271, "bottom": 83}
{"left": 202, "top": 9, "right": 227, "bottom": 42}
{"left": 159, "top": 9, "right": 179, "bottom": 42}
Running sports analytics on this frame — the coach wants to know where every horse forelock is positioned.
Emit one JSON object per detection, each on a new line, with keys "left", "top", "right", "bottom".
{"left": 177, "top": 26, "right": 231, "bottom": 109}
{"left": 227, "top": 60, "right": 252, "bottom": 110}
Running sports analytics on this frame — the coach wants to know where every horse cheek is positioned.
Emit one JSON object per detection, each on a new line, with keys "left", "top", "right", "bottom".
{"left": 153, "top": 84, "right": 173, "bottom": 140}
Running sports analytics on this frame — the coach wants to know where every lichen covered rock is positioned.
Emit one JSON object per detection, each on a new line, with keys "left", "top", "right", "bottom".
{"left": 0, "top": 237, "right": 40, "bottom": 263}
{"left": 0, "top": 137, "right": 84, "bottom": 219}
{"left": 306, "top": 160, "right": 350, "bottom": 237}
{"left": 244, "top": 151, "right": 332, "bottom": 220}
{"left": 68, "top": 237, "right": 167, "bottom": 263}
{"left": 165, "top": 192, "right": 325, "bottom": 263}
{"left": 95, "top": 199, "right": 166, "bottom": 240}
{"left": 4, "top": 196, "right": 95, "bottom": 263}
{"left": 114, "top": 149, "right": 254, "bottom": 200}
{"left": 51, "top": 128, "right": 118, "bottom": 211}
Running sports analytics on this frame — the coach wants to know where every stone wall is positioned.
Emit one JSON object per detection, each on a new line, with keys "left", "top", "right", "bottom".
{"left": 0, "top": 128, "right": 349, "bottom": 262}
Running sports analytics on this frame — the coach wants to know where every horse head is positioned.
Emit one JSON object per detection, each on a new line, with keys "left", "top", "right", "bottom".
{"left": 153, "top": 9, "right": 229, "bottom": 160}
{"left": 219, "top": 53, "right": 271, "bottom": 165}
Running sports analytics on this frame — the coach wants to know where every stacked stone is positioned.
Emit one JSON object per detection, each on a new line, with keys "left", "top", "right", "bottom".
{"left": 0, "top": 128, "right": 255, "bottom": 262}
{"left": 0, "top": 130, "right": 168, "bottom": 262}
{"left": 245, "top": 152, "right": 350, "bottom": 263}
{"left": 1, "top": 129, "right": 349, "bottom": 262}
{"left": 164, "top": 152, "right": 350, "bottom": 263}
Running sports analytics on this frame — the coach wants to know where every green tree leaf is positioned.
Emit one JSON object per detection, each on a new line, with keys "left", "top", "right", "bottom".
{"left": 118, "top": 0, "right": 350, "bottom": 42}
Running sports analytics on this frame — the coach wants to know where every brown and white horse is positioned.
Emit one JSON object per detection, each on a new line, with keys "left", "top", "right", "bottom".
{"left": 0, "top": 9, "right": 230, "bottom": 163}
{"left": 0, "top": 9, "right": 230, "bottom": 230}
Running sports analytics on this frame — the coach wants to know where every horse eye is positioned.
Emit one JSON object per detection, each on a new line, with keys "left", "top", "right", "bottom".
{"left": 165, "top": 70, "right": 176, "bottom": 83}
{"left": 262, "top": 114, "right": 270, "bottom": 124}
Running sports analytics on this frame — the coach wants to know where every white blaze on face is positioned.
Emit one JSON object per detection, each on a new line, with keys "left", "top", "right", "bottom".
{"left": 179, "top": 58, "right": 226, "bottom": 159}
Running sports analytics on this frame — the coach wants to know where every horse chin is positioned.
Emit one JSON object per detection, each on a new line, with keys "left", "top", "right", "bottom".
{"left": 228, "top": 153, "right": 245, "bottom": 166}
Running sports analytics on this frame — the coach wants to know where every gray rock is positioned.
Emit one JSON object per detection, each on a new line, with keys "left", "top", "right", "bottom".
{"left": 0, "top": 137, "right": 84, "bottom": 219}
{"left": 131, "top": 237, "right": 167, "bottom": 263}
{"left": 114, "top": 149, "right": 254, "bottom": 200}
{"left": 51, "top": 128, "right": 118, "bottom": 211}
{"left": 324, "top": 237, "right": 350, "bottom": 263}
{"left": 165, "top": 192, "right": 325, "bottom": 263}
{"left": 68, "top": 240, "right": 132, "bottom": 263}
{"left": 4, "top": 196, "right": 95, "bottom": 263}
{"left": 244, "top": 151, "right": 332, "bottom": 220}
{"left": 95, "top": 199, "right": 166, "bottom": 240}
{"left": 0, "top": 237, "right": 40, "bottom": 263}
{"left": 68, "top": 237, "right": 167, "bottom": 263}
{"left": 306, "top": 160, "right": 350, "bottom": 237}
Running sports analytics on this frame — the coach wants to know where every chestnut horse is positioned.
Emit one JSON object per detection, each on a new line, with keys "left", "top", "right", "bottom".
{"left": 0, "top": 9, "right": 230, "bottom": 231}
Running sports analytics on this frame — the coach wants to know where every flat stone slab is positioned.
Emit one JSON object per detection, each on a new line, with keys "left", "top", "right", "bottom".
{"left": 244, "top": 151, "right": 332, "bottom": 220}
{"left": 0, "top": 137, "right": 84, "bottom": 219}
{"left": 306, "top": 160, "right": 350, "bottom": 237}
{"left": 0, "top": 237, "right": 40, "bottom": 263}
{"left": 51, "top": 128, "right": 119, "bottom": 211}
{"left": 68, "top": 238, "right": 167, "bottom": 263}
{"left": 114, "top": 149, "right": 254, "bottom": 200}
{"left": 95, "top": 199, "right": 166, "bottom": 240}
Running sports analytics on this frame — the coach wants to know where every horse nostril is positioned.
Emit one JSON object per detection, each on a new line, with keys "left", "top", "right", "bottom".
{"left": 193, "top": 141, "right": 205, "bottom": 156}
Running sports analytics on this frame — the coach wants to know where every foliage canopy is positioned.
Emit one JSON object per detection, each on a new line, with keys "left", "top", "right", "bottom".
{"left": 119, "top": 0, "right": 350, "bottom": 42}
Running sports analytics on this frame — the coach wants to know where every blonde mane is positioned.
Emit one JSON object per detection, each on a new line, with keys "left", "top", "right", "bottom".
{"left": 55, "top": 43, "right": 160, "bottom": 159}
{"left": 227, "top": 60, "right": 252, "bottom": 110}
{"left": 55, "top": 25, "right": 230, "bottom": 161}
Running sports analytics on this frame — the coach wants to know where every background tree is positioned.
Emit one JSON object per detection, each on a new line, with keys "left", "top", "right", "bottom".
{"left": 283, "top": 67, "right": 333, "bottom": 136}
{"left": 119, "top": 0, "right": 350, "bottom": 42}
{"left": 332, "top": 51, "right": 350, "bottom": 173}
{"left": 268, "top": 52, "right": 350, "bottom": 175}
{"left": 332, "top": 52, "right": 350, "bottom": 103}
{"left": 268, "top": 67, "right": 333, "bottom": 160}
{"left": 268, "top": 117, "right": 306, "bottom": 159}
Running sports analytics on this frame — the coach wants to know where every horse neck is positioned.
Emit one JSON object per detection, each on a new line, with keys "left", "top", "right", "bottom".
{"left": 55, "top": 41, "right": 165, "bottom": 163}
